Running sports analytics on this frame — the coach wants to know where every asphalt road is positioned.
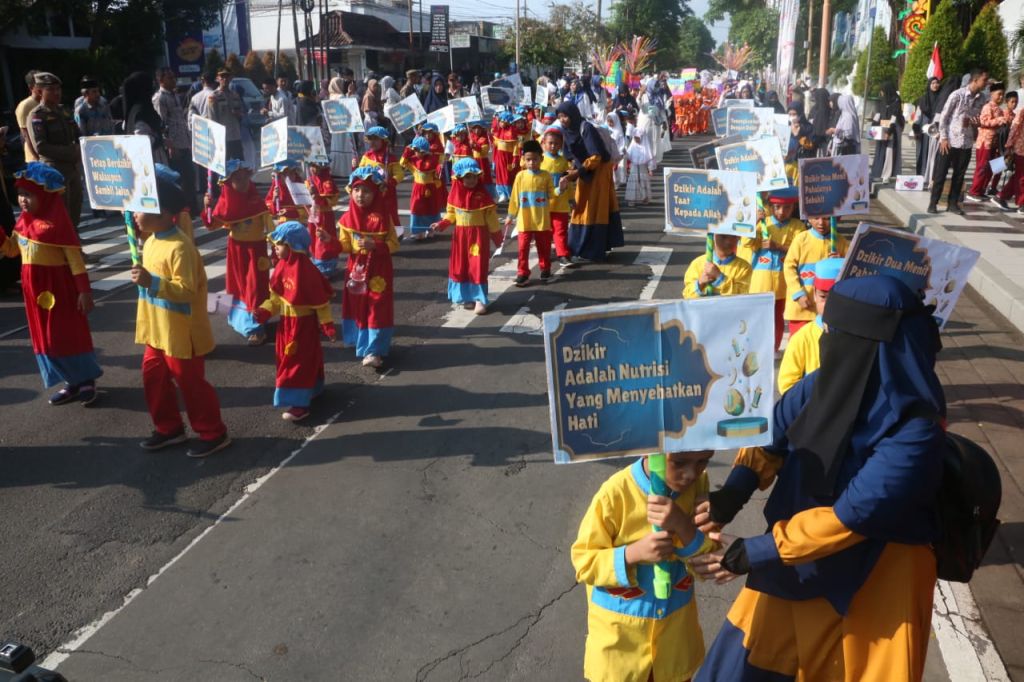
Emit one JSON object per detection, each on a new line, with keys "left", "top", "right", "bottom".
{"left": 1, "top": 137, "right": 957, "bottom": 680}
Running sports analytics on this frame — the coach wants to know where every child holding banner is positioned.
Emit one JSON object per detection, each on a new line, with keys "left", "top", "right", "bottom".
{"left": 334, "top": 166, "right": 400, "bottom": 368}
{"left": 357, "top": 126, "right": 404, "bottom": 237}
{"left": 265, "top": 160, "right": 309, "bottom": 224}
{"left": 400, "top": 136, "right": 445, "bottom": 240}
{"left": 683, "top": 232, "right": 752, "bottom": 299}
{"left": 468, "top": 121, "right": 496, "bottom": 200}
{"left": 783, "top": 216, "right": 848, "bottom": 335}
{"left": 504, "top": 140, "right": 563, "bottom": 286}
{"left": 204, "top": 159, "right": 275, "bottom": 345}
{"left": 1, "top": 163, "right": 102, "bottom": 405}
{"left": 430, "top": 159, "right": 502, "bottom": 315}
{"left": 540, "top": 127, "right": 574, "bottom": 268}
{"left": 254, "top": 221, "right": 335, "bottom": 421}
{"left": 492, "top": 112, "right": 521, "bottom": 203}
{"left": 307, "top": 154, "right": 341, "bottom": 276}
{"left": 130, "top": 164, "right": 230, "bottom": 457}
{"left": 778, "top": 257, "right": 843, "bottom": 394}
{"left": 571, "top": 451, "right": 716, "bottom": 682}
{"left": 738, "top": 186, "right": 803, "bottom": 351}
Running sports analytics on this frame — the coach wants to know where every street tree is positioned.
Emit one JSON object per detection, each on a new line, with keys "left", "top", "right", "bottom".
{"left": 607, "top": 0, "right": 689, "bottom": 69}
{"left": 901, "top": 0, "right": 965, "bottom": 103}
{"left": 677, "top": 16, "right": 717, "bottom": 70}
{"left": 549, "top": 2, "right": 610, "bottom": 70}
{"left": 963, "top": 2, "right": 1008, "bottom": 85}
{"left": 852, "top": 26, "right": 901, "bottom": 99}
{"left": 499, "top": 18, "right": 568, "bottom": 71}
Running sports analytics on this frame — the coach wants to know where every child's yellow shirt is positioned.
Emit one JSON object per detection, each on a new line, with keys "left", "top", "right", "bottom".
{"left": 683, "top": 253, "right": 752, "bottom": 299}
{"left": 783, "top": 229, "right": 849, "bottom": 321}
{"left": 738, "top": 217, "right": 805, "bottom": 299}
{"left": 572, "top": 458, "right": 715, "bottom": 682}
{"left": 508, "top": 169, "right": 556, "bottom": 232}
{"left": 778, "top": 316, "right": 824, "bottom": 393}
{"left": 540, "top": 152, "right": 572, "bottom": 213}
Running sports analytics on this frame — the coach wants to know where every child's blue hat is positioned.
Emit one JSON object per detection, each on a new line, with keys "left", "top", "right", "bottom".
{"left": 347, "top": 165, "right": 387, "bottom": 189}
{"left": 409, "top": 136, "right": 431, "bottom": 153}
{"left": 767, "top": 185, "right": 800, "bottom": 204}
{"left": 14, "top": 162, "right": 65, "bottom": 192}
{"left": 269, "top": 220, "right": 311, "bottom": 253}
{"left": 451, "top": 123, "right": 468, "bottom": 135}
{"left": 273, "top": 160, "right": 298, "bottom": 172}
{"left": 365, "top": 126, "right": 390, "bottom": 139}
{"left": 420, "top": 122, "right": 439, "bottom": 133}
{"left": 812, "top": 257, "right": 845, "bottom": 291}
{"left": 467, "top": 120, "right": 486, "bottom": 128}
{"left": 452, "top": 158, "right": 482, "bottom": 178}
{"left": 225, "top": 158, "right": 254, "bottom": 177}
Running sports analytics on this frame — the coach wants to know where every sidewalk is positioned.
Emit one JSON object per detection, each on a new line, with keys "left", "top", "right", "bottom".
{"left": 875, "top": 174, "right": 1024, "bottom": 680}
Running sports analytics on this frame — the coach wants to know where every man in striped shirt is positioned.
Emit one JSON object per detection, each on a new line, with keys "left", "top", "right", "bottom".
{"left": 928, "top": 68, "right": 989, "bottom": 215}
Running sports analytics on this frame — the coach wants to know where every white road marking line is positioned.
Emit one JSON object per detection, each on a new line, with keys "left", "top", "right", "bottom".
{"left": 441, "top": 252, "right": 539, "bottom": 329}
{"left": 634, "top": 246, "right": 672, "bottom": 301}
{"left": 500, "top": 302, "right": 567, "bottom": 335}
{"left": 933, "top": 579, "right": 1009, "bottom": 681}
{"left": 41, "top": 404, "right": 352, "bottom": 671}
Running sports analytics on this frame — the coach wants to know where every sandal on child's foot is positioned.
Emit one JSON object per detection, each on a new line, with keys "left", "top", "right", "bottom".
{"left": 474, "top": 302, "right": 488, "bottom": 315}
{"left": 247, "top": 332, "right": 267, "bottom": 346}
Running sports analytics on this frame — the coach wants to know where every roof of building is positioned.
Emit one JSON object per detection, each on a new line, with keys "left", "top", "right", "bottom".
{"left": 298, "top": 10, "right": 419, "bottom": 49}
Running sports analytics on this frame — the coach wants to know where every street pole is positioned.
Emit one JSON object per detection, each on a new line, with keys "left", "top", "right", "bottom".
{"left": 275, "top": 0, "right": 283, "bottom": 78}
{"left": 596, "top": 0, "right": 602, "bottom": 27}
{"left": 515, "top": 0, "right": 521, "bottom": 72}
{"left": 817, "top": 0, "right": 831, "bottom": 87}
{"left": 292, "top": 1, "right": 304, "bottom": 80}
{"left": 806, "top": 0, "right": 814, "bottom": 78}
{"left": 408, "top": 0, "right": 413, "bottom": 49}
{"left": 860, "top": 0, "right": 876, "bottom": 120}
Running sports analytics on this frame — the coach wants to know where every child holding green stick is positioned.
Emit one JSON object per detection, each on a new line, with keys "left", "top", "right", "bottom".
{"left": 572, "top": 451, "right": 718, "bottom": 682}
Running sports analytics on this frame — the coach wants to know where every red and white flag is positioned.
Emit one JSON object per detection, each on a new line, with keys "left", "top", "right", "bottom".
{"left": 926, "top": 42, "right": 943, "bottom": 80}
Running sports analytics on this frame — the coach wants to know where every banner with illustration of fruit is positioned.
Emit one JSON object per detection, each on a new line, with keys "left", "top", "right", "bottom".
{"left": 663, "top": 167, "right": 759, "bottom": 238}
{"left": 715, "top": 138, "right": 789, "bottom": 191}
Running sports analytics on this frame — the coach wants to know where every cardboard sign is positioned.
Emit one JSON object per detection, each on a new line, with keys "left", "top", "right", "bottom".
{"left": 80, "top": 135, "right": 160, "bottom": 214}
{"left": 287, "top": 126, "right": 328, "bottom": 162}
{"left": 718, "top": 98, "right": 754, "bottom": 109}
{"left": 425, "top": 105, "right": 455, "bottom": 133}
{"left": 725, "top": 107, "right": 775, "bottom": 140}
{"left": 384, "top": 93, "right": 428, "bottom": 133}
{"left": 321, "top": 98, "right": 364, "bottom": 134}
{"left": 520, "top": 86, "right": 533, "bottom": 105}
{"left": 491, "top": 73, "right": 522, "bottom": 91}
{"left": 191, "top": 117, "right": 226, "bottom": 175}
{"left": 711, "top": 108, "right": 729, "bottom": 137}
{"left": 680, "top": 68, "right": 698, "bottom": 81}
{"left": 481, "top": 86, "right": 516, "bottom": 113}
{"left": 663, "top": 168, "right": 759, "bottom": 237}
{"left": 260, "top": 117, "right": 289, "bottom": 167}
{"left": 691, "top": 134, "right": 744, "bottom": 170}
{"left": 895, "top": 174, "right": 925, "bottom": 191}
{"left": 543, "top": 296, "right": 776, "bottom": 463}
{"left": 798, "top": 154, "right": 870, "bottom": 219}
{"left": 840, "top": 223, "right": 980, "bottom": 329}
{"left": 715, "top": 138, "right": 788, "bottom": 191}
{"left": 535, "top": 85, "right": 551, "bottom": 107}
{"left": 450, "top": 96, "right": 482, "bottom": 124}
{"left": 285, "top": 177, "right": 313, "bottom": 206}
{"left": 773, "top": 114, "right": 791, "bottom": 150}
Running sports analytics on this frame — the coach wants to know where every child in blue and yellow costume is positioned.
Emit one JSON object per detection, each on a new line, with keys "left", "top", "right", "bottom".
{"left": 777, "top": 257, "right": 843, "bottom": 394}
{"left": 738, "top": 185, "right": 804, "bottom": 351}
{"left": 572, "top": 451, "right": 718, "bottom": 682}
{"left": 693, "top": 275, "right": 945, "bottom": 682}
{"left": 683, "top": 232, "right": 752, "bottom": 299}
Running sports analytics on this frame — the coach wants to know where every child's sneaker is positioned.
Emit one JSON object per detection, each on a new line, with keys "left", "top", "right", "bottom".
{"left": 140, "top": 429, "right": 187, "bottom": 451}
{"left": 558, "top": 256, "right": 577, "bottom": 269}
{"left": 540, "top": 269, "right": 551, "bottom": 281}
{"left": 186, "top": 433, "right": 232, "bottom": 458}
{"left": 282, "top": 407, "right": 310, "bottom": 422}
{"left": 362, "top": 354, "right": 383, "bottom": 368}
{"left": 514, "top": 275, "right": 529, "bottom": 287}
{"left": 48, "top": 384, "right": 78, "bottom": 406}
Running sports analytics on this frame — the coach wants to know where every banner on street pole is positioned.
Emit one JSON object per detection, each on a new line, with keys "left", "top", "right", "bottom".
{"left": 80, "top": 135, "right": 160, "bottom": 214}
{"left": 287, "top": 126, "right": 328, "bottom": 162}
{"left": 191, "top": 117, "right": 226, "bottom": 175}
{"left": 260, "top": 117, "right": 289, "bottom": 167}
{"left": 775, "top": 0, "right": 799, "bottom": 92}
{"left": 663, "top": 167, "right": 759, "bottom": 237}
{"left": 840, "top": 223, "right": 980, "bottom": 329}
{"left": 715, "top": 138, "right": 788, "bottom": 191}
{"left": 429, "top": 5, "right": 449, "bottom": 52}
{"left": 543, "top": 296, "right": 776, "bottom": 463}
{"left": 725, "top": 107, "right": 776, "bottom": 140}
{"left": 321, "top": 98, "right": 364, "bottom": 134}
{"left": 450, "top": 96, "right": 482, "bottom": 124}
{"left": 384, "top": 93, "right": 428, "bottom": 133}
{"left": 798, "top": 154, "right": 870, "bottom": 219}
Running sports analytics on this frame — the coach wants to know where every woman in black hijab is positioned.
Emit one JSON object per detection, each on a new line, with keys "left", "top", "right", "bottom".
{"left": 613, "top": 84, "right": 638, "bottom": 115}
{"left": 914, "top": 77, "right": 942, "bottom": 176}
{"left": 423, "top": 75, "right": 448, "bottom": 114}
{"left": 764, "top": 90, "right": 785, "bottom": 114}
{"left": 870, "top": 81, "right": 905, "bottom": 182}
{"left": 122, "top": 71, "right": 167, "bottom": 164}
{"left": 809, "top": 88, "right": 832, "bottom": 155}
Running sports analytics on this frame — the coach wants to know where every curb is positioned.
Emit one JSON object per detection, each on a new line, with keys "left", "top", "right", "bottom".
{"left": 874, "top": 188, "right": 1024, "bottom": 336}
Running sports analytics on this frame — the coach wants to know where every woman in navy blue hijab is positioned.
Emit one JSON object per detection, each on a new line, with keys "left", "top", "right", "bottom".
{"left": 555, "top": 101, "right": 625, "bottom": 263}
{"left": 692, "top": 275, "right": 946, "bottom": 681}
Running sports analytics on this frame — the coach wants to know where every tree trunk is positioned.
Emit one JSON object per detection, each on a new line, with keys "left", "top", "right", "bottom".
{"left": 89, "top": 0, "right": 112, "bottom": 53}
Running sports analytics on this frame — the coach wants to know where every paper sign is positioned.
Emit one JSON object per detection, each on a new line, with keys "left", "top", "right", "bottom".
{"left": 481, "top": 86, "right": 516, "bottom": 113}
{"left": 260, "top": 117, "right": 289, "bottom": 167}
{"left": 425, "top": 105, "right": 455, "bottom": 133}
{"left": 773, "top": 114, "right": 791, "bottom": 150}
{"left": 718, "top": 98, "right": 754, "bottom": 109}
{"left": 840, "top": 223, "right": 980, "bottom": 329}
{"left": 191, "top": 117, "right": 226, "bottom": 175}
{"left": 895, "top": 175, "right": 925, "bottom": 191}
{"left": 715, "top": 138, "right": 788, "bottom": 191}
{"left": 989, "top": 156, "right": 1007, "bottom": 174}
{"left": 711, "top": 108, "right": 729, "bottom": 137}
{"left": 287, "top": 126, "right": 327, "bottom": 162}
{"left": 321, "top": 98, "right": 364, "bottom": 133}
{"left": 535, "top": 85, "right": 550, "bottom": 107}
{"left": 80, "top": 135, "right": 160, "bottom": 214}
{"left": 681, "top": 68, "right": 698, "bottom": 81}
{"left": 491, "top": 73, "right": 522, "bottom": 91}
{"left": 798, "top": 154, "right": 870, "bottom": 218}
{"left": 285, "top": 177, "right": 313, "bottom": 206}
{"left": 663, "top": 168, "right": 759, "bottom": 237}
{"left": 450, "top": 96, "right": 482, "bottom": 124}
{"left": 384, "top": 93, "right": 428, "bottom": 133}
{"left": 543, "top": 296, "right": 776, "bottom": 463}
{"left": 725, "top": 107, "right": 775, "bottom": 140}
{"left": 520, "top": 86, "right": 533, "bottom": 105}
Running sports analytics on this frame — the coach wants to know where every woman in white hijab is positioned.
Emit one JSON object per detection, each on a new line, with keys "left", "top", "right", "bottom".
{"left": 380, "top": 76, "right": 401, "bottom": 106}
{"left": 828, "top": 94, "right": 861, "bottom": 156}
{"left": 604, "top": 112, "right": 627, "bottom": 187}
{"left": 328, "top": 76, "right": 355, "bottom": 179}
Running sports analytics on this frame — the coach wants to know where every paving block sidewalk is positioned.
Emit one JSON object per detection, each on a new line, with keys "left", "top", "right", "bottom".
{"left": 876, "top": 184, "right": 1024, "bottom": 680}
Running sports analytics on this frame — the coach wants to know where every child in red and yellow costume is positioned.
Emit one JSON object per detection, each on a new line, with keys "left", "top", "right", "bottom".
{"left": 265, "top": 160, "right": 308, "bottom": 224}
{"left": 400, "top": 135, "right": 444, "bottom": 239}
{"left": 357, "top": 126, "right": 404, "bottom": 237}
{"left": 307, "top": 154, "right": 342, "bottom": 276}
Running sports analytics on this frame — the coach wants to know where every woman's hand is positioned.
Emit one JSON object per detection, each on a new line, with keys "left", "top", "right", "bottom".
{"left": 688, "top": 532, "right": 741, "bottom": 584}
{"left": 694, "top": 500, "right": 723, "bottom": 534}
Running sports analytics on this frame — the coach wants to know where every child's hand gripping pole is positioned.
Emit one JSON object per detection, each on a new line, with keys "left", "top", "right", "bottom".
{"left": 648, "top": 453, "right": 673, "bottom": 600}
{"left": 703, "top": 232, "right": 714, "bottom": 296}
{"left": 829, "top": 217, "right": 837, "bottom": 254}
{"left": 124, "top": 211, "right": 141, "bottom": 266}
{"left": 205, "top": 169, "right": 215, "bottom": 224}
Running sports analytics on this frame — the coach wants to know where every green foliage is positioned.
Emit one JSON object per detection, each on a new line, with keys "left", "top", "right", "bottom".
{"left": 829, "top": 54, "right": 856, "bottom": 88}
{"left": 727, "top": 6, "right": 779, "bottom": 70}
{"left": 608, "top": 0, "right": 690, "bottom": 69}
{"left": 853, "top": 27, "right": 900, "bottom": 98}
{"left": 548, "top": 1, "right": 609, "bottom": 68}
{"left": 901, "top": 0, "right": 966, "bottom": 103}
{"left": 963, "top": 2, "right": 1008, "bottom": 84}
{"left": 499, "top": 18, "right": 568, "bottom": 70}
{"left": 677, "top": 16, "right": 717, "bottom": 70}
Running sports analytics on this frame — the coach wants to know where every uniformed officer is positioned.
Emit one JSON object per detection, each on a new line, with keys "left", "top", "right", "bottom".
{"left": 29, "top": 72, "right": 84, "bottom": 226}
